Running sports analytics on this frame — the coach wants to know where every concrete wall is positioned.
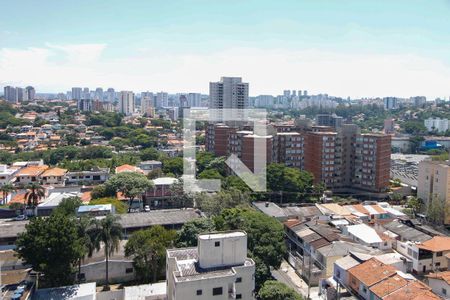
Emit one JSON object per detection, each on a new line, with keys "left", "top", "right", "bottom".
{"left": 80, "top": 260, "right": 135, "bottom": 285}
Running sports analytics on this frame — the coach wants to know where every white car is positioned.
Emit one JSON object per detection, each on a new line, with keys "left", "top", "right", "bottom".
{"left": 14, "top": 215, "right": 27, "bottom": 221}
{"left": 144, "top": 205, "right": 150, "bottom": 212}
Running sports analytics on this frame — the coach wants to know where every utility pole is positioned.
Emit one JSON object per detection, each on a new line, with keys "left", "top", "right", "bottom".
{"left": 307, "top": 253, "right": 312, "bottom": 300}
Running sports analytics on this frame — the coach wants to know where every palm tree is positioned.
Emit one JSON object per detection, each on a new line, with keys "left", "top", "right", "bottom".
{"left": 0, "top": 183, "right": 15, "bottom": 205}
{"left": 76, "top": 216, "right": 95, "bottom": 283}
{"left": 88, "top": 214, "right": 123, "bottom": 290}
{"left": 24, "top": 183, "right": 45, "bottom": 209}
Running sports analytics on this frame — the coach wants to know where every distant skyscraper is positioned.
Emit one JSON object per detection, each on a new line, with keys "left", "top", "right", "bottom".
{"left": 72, "top": 87, "right": 82, "bottom": 100}
{"left": 141, "top": 91, "right": 154, "bottom": 115}
{"left": 119, "top": 91, "right": 135, "bottom": 115}
{"left": 15, "top": 87, "right": 24, "bottom": 102}
{"left": 383, "top": 97, "right": 398, "bottom": 110}
{"left": 156, "top": 92, "right": 168, "bottom": 108}
{"left": 25, "top": 86, "right": 35, "bottom": 101}
{"left": 303, "top": 90, "right": 308, "bottom": 96}
{"left": 83, "top": 87, "right": 90, "bottom": 99}
{"left": 292, "top": 90, "right": 297, "bottom": 97}
{"left": 283, "top": 90, "right": 291, "bottom": 98}
{"left": 187, "top": 93, "right": 202, "bottom": 107}
{"left": 106, "top": 88, "right": 115, "bottom": 102}
{"left": 94, "top": 88, "right": 103, "bottom": 100}
{"left": 209, "top": 77, "right": 249, "bottom": 109}
{"left": 4, "top": 86, "right": 17, "bottom": 103}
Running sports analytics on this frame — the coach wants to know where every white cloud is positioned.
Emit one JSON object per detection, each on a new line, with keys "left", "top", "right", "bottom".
{"left": 1, "top": 44, "right": 450, "bottom": 99}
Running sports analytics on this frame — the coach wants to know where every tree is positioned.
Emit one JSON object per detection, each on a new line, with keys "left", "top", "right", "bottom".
{"left": 89, "top": 197, "right": 128, "bottom": 214}
{"left": 176, "top": 218, "right": 216, "bottom": 247}
{"left": 76, "top": 216, "right": 95, "bottom": 282}
{"left": 24, "top": 183, "right": 45, "bottom": 209}
{"left": 427, "top": 194, "right": 445, "bottom": 225}
{"left": 267, "top": 164, "right": 314, "bottom": 202}
{"left": 15, "top": 213, "right": 84, "bottom": 287}
{"left": 313, "top": 182, "right": 326, "bottom": 202}
{"left": 53, "top": 196, "right": 82, "bottom": 216}
{"left": 198, "top": 169, "right": 223, "bottom": 180}
{"left": 214, "top": 208, "right": 286, "bottom": 289}
{"left": 140, "top": 148, "right": 160, "bottom": 161}
{"left": 105, "top": 172, "right": 153, "bottom": 212}
{"left": 162, "top": 157, "right": 183, "bottom": 176}
{"left": 125, "top": 226, "right": 176, "bottom": 283}
{"left": 258, "top": 281, "right": 303, "bottom": 300}
{"left": 0, "top": 183, "right": 15, "bottom": 205}
{"left": 169, "top": 179, "right": 194, "bottom": 208}
{"left": 91, "top": 184, "right": 116, "bottom": 199}
{"left": 195, "top": 188, "right": 251, "bottom": 216}
{"left": 88, "top": 215, "right": 123, "bottom": 290}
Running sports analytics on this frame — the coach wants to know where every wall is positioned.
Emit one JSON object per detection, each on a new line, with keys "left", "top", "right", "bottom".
{"left": 80, "top": 260, "right": 135, "bottom": 285}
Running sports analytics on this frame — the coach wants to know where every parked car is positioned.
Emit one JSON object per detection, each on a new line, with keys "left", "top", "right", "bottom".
{"left": 144, "top": 205, "right": 151, "bottom": 212}
{"left": 14, "top": 215, "right": 27, "bottom": 221}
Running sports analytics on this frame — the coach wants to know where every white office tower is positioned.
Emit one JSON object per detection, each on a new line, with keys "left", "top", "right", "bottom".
{"left": 16, "top": 87, "right": 24, "bottom": 102}
{"left": 188, "top": 93, "right": 202, "bottom": 107}
{"left": 156, "top": 92, "right": 169, "bottom": 108}
{"left": 167, "top": 231, "right": 255, "bottom": 300}
{"left": 106, "top": 88, "right": 115, "bottom": 102}
{"left": 209, "top": 77, "right": 249, "bottom": 109}
{"left": 72, "top": 87, "right": 82, "bottom": 100}
{"left": 4, "top": 86, "right": 17, "bottom": 103}
{"left": 141, "top": 91, "right": 154, "bottom": 115}
{"left": 119, "top": 91, "right": 135, "bottom": 115}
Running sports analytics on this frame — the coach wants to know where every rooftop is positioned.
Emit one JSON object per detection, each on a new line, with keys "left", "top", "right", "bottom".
{"left": 425, "top": 271, "right": 450, "bottom": 285}
{"left": 152, "top": 177, "right": 179, "bottom": 185}
{"left": 383, "top": 280, "right": 440, "bottom": 300}
{"left": 348, "top": 258, "right": 397, "bottom": 287}
{"left": 15, "top": 165, "right": 48, "bottom": 177}
{"left": 199, "top": 231, "right": 246, "bottom": 240}
{"left": 369, "top": 274, "right": 409, "bottom": 298}
{"left": 41, "top": 167, "right": 67, "bottom": 177}
{"left": 418, "top": 236, "right": 450, "bottom": 252}
{"left": 32, "top": 282, "right": 96, "bottom": 300}
{"left": 383, "top": 220, "right": 431, "bottom": 243}
{"left": 118, "top": 209, "right": 201, "bottom": 229}
{"left": 346, "top": 223, "right": 382, "bottom": 244}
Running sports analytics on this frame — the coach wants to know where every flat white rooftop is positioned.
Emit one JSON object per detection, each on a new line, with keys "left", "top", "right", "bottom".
{"left": 199, "top": 231, "right": 246, "bottom": 240}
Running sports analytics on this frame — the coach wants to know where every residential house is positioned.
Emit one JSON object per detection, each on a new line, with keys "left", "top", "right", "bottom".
{"left": 66, "top": 167, "right": 110, "bottom": 185}
{"left": 425, "top": 270, "right": 450, "bottom": 299}
{"left": 14, "top": 165, "right": 49, "bottom": 185}
{"left": 144, "top": 177, "right": 179, "bottom": 209}
{"left": 115, "top": 164, "right": 144, "bottom": 174}
{"left": 344, "top": 224, "right": 392, "bottom": 250}
{"left": 0, "top": 165, "right": 18, "bottom": 186}
{"left": 166, "top": 231, "right": 255, "bottom": 300}
{"left": 138, "top": 160, "right": 162, "bottom": 175}
{"left": 41, "top": 167, "right": 67, "bottom": 186}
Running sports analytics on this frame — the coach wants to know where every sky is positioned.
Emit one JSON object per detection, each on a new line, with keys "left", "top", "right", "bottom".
{"left": 1, "top": 0, "right": 450, "bottom": 99}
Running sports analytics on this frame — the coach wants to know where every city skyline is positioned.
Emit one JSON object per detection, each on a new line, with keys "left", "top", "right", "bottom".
{"left": 1, "top": 0, "right": 450, "bottom": 98}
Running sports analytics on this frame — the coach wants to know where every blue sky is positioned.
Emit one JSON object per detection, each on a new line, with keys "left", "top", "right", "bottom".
{"left": 1, "top": 0, "right": 450, "bottom": 98}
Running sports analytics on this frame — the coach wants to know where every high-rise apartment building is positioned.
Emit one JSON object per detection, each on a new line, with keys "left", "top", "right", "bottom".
{"left": 188, "top": 93, "right": 202, "bottom": 107}
{"left": 106, "top": 88, "right": 115, "bottom": 102}
{"left": 119, "top": 91, "right": 135, "bottom": 115}
{"left": 4, "top": 86, "right": 17, "bottom": 103}
{"left": 167, "top": 231, "right": 255, "bottom": 300}
{"left": 316, "top": 114, "right": 343, "bottom": 130}
{"left": 83, "top": 87, "right": 90, "bottom": 100}
{"left": 417, "top": 159, "right": 450, "bottom": 225}
{"left": 209, "top": 77, "right": 249, "bottom": 109}
{"left": 72, "top": 87, "right": 82, "bottom": 101}
{"left": 383, "top": 97, "right": 398, "bottom": 110}
{"left": 156, "top": 92, "right": 168, "bottom": 108}
{"left": 25, "top": 86, "right": 35, "bottom": 101}
{"left": 94, "top": 88, "right": 103, "bottom": 100}
{"left": 141, "top": 92, "right": 154, "bottom": 115}
{"left": 16, "top": 87, "right": 24, "bottom": 102}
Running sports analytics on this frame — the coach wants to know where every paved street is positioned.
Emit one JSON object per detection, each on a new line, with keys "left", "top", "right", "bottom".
{"left": 271, "top": 260, "right": 321, "bottom": 300}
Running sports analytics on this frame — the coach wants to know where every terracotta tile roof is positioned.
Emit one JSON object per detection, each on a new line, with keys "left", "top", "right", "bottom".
{"left": 352, "top": 204, "right": 369, "bottom": 215}
{"left": 15, "top": 165, "right": 49, "bottom": 177}
{"left": 348, "top": 258, "right": 397, "bottom": 287}
{"left": 417, "top": 236, "right": 450, "bottom": 252}
{"left": 383, "top": 281, "right": 440, "bottom": 300}
{"left": 115, "top": 164, "right": 144, "bottom": 174}
{"left": 284, "top": 219, "right": 302, "bottom": 228}
{"left": 10, "top": 193, "right": 27, "bottom": 204}
{"left": 369, "top": 274, "right": 408, "bottom": 298}
{"left": 41, "top": 167, "right": 67, "bottom": 177}
{"left": 81, "top": 191, "right": 92, "bottom": 204}
{"left": 369, "top": 204, "right": 387, "bottom": 214}
{"left": 425, "top": 271, "right": 450, "bottom": 285}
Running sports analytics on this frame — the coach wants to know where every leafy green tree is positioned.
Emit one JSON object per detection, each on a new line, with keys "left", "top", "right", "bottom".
{"left": 267, "top": 163, "right": 314, "bottom": 202}
{"left": 0, "top": 183, "right": 15, "bottom": 205}
{"left": 89, "top": 197, "right": 128, "bottom": 214}
{"left": 88, "top": 215, "right": 123, "bottom": 290}
{"left": 105, "top": 172, "right": 153, "bottom": 212}
{"left": 258, "top": 281, "right": 303, "bottom": 300}
{"left": 169, "top": 179, "right": 194, "bottom": 208}
{"left": 195, "top": 188, "right": 251, "bottom": 216}
{"left": 162, "top": 157, "right": 184, "bottom": 176}
{"left": 91, "top": 184, "right": 116, "bottom": 199}
{"left": 313, "top": 182, "right": 326, "bottom": 202}
{"left": 15, "top": 213, "right": 84, "bottom": 287}
{"left": 140, "top": 148, "right": 160, "bottom": 161}
{"left": 53, "top": 196, "right": 82, "bottom": 216}
{"left": 176, "top": 218, "right": 216, "bottom": 247}
{"left": 125, "top": 226, "right": 176, "bottom": 283}
{"left": 76, "top": 216, "right": 95, "bottom": 282}
{"left": 427, "top": 194, "right": 445, "bottom": 225}
{"left": 214, "top": 208, "right": 286, "bottom": 289}
{"left": 25, "top": 183, "right": 45, "bottom": 209}
{"left": 198, "top": 169, "right": 223, "bottom": 180}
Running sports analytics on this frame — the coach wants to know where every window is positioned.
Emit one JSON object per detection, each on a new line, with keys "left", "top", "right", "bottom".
{"left": 125, "top": 268, "right": 133, "bottom": 274}
{"left": 236, "top": 277, "right": 242, "bottom": 283}
{"left": 435, "top": 262, "right": 441, "bottom": 267}
{"left": 443, "top": 288, "right": 447, "bottom": 296}
{"left": 215, "top": 241, "right": 220, "bottom": 247}
{"left": 236, "top": 294, "right": 242, "bottom": 299}
{"left": 212, "top": 287, "right": 223, "bottom": 296}
{"left": 437, "top": 252, "right": 443, "bottom": 257}
{"left": 196, "top": 290, "right": 202, "bottom": 295}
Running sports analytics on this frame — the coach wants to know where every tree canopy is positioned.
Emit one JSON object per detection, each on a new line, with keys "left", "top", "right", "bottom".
{"left": 258, "top": 280, "right": 303, "bottom": 300}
